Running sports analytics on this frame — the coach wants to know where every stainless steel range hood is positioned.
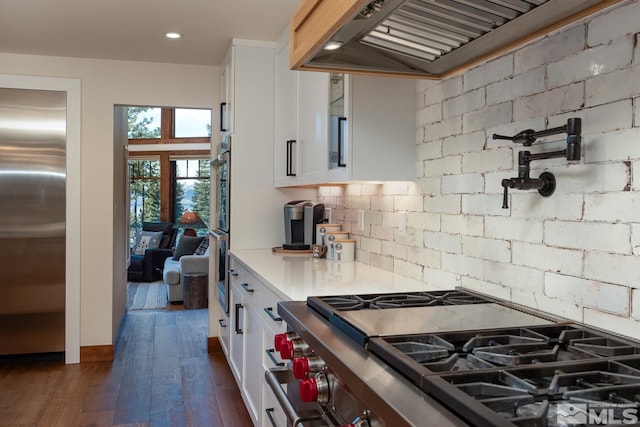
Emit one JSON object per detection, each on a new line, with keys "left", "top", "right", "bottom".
{"left": 291, "top": 0, "right": 624, "bottom": 78}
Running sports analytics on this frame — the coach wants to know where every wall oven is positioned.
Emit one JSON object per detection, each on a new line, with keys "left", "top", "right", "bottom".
{"left": 210, "top": 134, "right": 230, "bottom": 314}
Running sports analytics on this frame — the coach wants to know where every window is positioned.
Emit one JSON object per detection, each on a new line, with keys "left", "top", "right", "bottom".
{"left": 127, "top": 106, "right": 211, "bottom": 245}
{"left": 129, "top": 159, "right": 161, "bottom": 245}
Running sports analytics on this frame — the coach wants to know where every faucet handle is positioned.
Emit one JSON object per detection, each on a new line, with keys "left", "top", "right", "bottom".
{"left": 501, "top": 179, "right": 513, "bottom": 209}
{"left": 493, "top": 129, "right": 537, "bottom": 146}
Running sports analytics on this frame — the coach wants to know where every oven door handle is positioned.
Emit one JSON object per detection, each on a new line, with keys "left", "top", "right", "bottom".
{"left": 265, "top": 367, "right": 326, "bottom": 427}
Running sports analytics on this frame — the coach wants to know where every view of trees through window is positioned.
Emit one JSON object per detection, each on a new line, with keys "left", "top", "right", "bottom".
{"left": 128, "top": 106, "right": 211, "bottom": 245}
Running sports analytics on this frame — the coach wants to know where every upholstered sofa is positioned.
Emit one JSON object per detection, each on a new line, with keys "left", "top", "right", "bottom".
{"left": 128, "top": 222, "right": 177, "bottom": 282}
{"left": 163, "top": 236, "right": 209, "bottom": 303}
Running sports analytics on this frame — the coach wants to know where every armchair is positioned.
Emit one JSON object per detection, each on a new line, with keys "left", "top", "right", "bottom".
{"left": 127, "top": 222, "right": 177, "bottom": 282}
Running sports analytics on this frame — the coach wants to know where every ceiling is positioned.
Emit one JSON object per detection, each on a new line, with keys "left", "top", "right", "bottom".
{"left": 0, "top": 0, "right": 301, "bottom": 66}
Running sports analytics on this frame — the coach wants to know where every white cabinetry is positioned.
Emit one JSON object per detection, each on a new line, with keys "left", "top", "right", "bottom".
{"left": 219, "top": 47, "right": 233, "bottom": 134}
{"left": 274, "top": 27, "right": 416, "bottom": 187}
{"left": 227, "top": 254, "right": 290, "bottom": 427}
{"left": 274, "top": 30, "right": 329, "bottom": 187}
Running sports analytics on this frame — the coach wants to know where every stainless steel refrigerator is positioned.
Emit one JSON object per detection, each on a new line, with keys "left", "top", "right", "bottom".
{"left": 0, "top": 87, "right": 66, "bottom": 356}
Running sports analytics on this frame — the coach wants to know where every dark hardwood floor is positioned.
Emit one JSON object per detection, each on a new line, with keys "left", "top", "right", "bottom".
{"left": 0, "top": 308, "right": 252, "bottom": 426}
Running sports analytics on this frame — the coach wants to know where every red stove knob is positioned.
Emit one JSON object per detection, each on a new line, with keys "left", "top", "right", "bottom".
{"left": 293, "top": 355, "right": 325, "bottom": 379}
{"left": 300, "top": 374, "right": 329, "bottom": 404}
{"left": 279, "top": 338, "right": 310, "bottom": 360}
{"left": 273, "top": 332, "right": 297, "bottom": 352}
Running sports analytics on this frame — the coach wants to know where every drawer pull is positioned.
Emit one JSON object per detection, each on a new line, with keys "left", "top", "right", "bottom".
{"left": 266, "top": 348, "right": 284, "bottom": 367}
{"left": 228, "top": 269, "right": 238, "bottom": 277}
{"left": 241, "top": 283, "right": 255, "bottom": 293}
{"left": 265, "top": 408, "right": 277, "bottom": 427}
{"left": 264, "top": 307, "right": 282, "bottom": 322}
{"left": 234, "top": 303, "right": 243, "bottom": 334}
{"left": 218, "top": 319, "right": 227, "bottom": 328}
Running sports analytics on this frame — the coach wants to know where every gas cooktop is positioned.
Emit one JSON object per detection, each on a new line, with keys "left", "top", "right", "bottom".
{"left": 298, "top": 289, "right": 640, "bottom": 426}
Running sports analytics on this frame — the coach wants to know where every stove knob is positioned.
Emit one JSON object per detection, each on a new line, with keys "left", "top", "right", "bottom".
{"left": 299, "top": 373, "right": 329, "bottom": 404}
{"left": 293, "top": 355, "right": 325, "bottom": 379}
{"left": 280, "top": 338, "right": 310, "bottom": 360}
{"left": 273, "top": 332, "right": 297, "bottom": 352}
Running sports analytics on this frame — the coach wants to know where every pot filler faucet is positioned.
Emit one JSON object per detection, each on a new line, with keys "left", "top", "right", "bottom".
{"left": 492, "top": 117, "right": 582, "bottom": 209}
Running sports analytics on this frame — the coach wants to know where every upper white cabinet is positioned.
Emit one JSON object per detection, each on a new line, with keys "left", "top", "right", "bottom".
{"left": 219, "top": 47, "right": 233, "bottom": 134}
{"left": 274, "top": 27, "right": 416, "bottom": 187}
{"left": 274, "top": 31, "right": 329, "bottom": 187}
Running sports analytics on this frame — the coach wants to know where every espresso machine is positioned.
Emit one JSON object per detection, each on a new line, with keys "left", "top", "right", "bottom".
{"left": 283, "top": 201, "right": 324, "bottom": 250}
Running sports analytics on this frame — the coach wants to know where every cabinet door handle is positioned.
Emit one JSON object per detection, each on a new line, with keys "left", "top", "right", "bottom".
{"left": 228, "top": 269, "right": 238, "bottom": 277}
{"left": 286, "top": 139, "right": 297, "bottom": 176}
{"left": 218, "top": 318, "right": 227, "bottom": 328}
{"left": 264, "top": 307, "right": 282, "bottom": 322}
{"left": 338, "top": 117, "right": 347, "bottom": 167}
{"left": 265, "top": 349, "right": 284, "bottom": 367}
{"left": 234, "top": 303, "right": 243, "bottom": 334}
{"left": 220, "top": 102, "right": 228, "bottom": 132}
{"left": 265, "top": 408, "right": 277, "bottom": 427}
{"left": 241, "top": 283, "right": 254, "bottom": 294}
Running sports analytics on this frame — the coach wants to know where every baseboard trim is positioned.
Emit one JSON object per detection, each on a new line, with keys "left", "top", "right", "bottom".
{"left": 80, "top": 345, "right": 114, "bottom": 362}
{"left": 207, "top": 336, "right": 222, "bottom": 353}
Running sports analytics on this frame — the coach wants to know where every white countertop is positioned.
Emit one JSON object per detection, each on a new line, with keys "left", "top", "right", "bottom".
{"left": 229, "top": 248, "right": 445, "bottom": 301}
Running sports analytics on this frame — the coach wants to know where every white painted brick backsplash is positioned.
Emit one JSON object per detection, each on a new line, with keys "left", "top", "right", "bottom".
{"left": 423, "top": 266, "right": 460, "bottom": 289}
{"left": 371, "top": 224, "right": 394, "bottom": 241}
{"left": 443, "top": 88, "right": 485, "bottom": 119}
{"left": 547, "top": 38, "right": 633, "bottom": 88}
{"left": 514, "top": 83, "right": 584, "bottom": 121}
{"left": 551, "top": 100, "right": 632, "bottom": 136}
{"left": 320, "top": 1, "right": 640, "bottom": 340}
{"left": 584, "top": 128, "right": 640, "bottom": 163}
{"left": 485, "top": 216, "right": 543, "bottom": 243}
{"left": 441, "top": 173, "right": 484, "bottom": 194}
{"left": 515, "top": 25, "right": 585, "bottom": 74}
{"left": 441, "top": 214, "right": 483, "bottom": 237}
{"left": 545, "top": 220, "right": 630, "bottom": 254}
{"left": 417, "top": 141, "right": 442, "bottom": 161}
{"left": 418, "top": 103, "right": 442, "bottom": 126}
{"left": 359, "top": 236, "right": 382, "bottom": 254}
{"left": 583, "top": 308, "right": 640, "bottom": 341}
{"left": 407, "top": 246, "right": 441, "bottom": 269}
{"left": 551, "top": 163, "right": 630, "bottom": 194}
{"left": 510, "top": 193, "right": 583, "bottom": 220}
{"left": 585, "top": 64, "right": 640, "bottom": 107}
{"left": 382, "top": 241, "right": 407, "bottom": 260}
{"left": 462, "top": 148, "right": 513, "bottom": 173}
{"left": 443, "top": 131, "right": 485, "bottom": 155}
{"left": 424, "top": 231, "right": 461, "bottom": 253}
{"left": 463, "top": 102, "right": 512, "bottom": 133}
{"left": 423, "top": 156, "right": 461, "bottom": 177}
{"left": 587, "top": 0, "right": 640, "bottom": 47}
{"left": 512, "top": 242, "right": 583, "bottom": 276}
{"left": 633, "top": 288, "right": 640, "bottom": 319}
{"left": 393, "top": 195, "right": 423, "bottom": 212}
{"left": 464, "top": 54, "right": 513, "bottom": 91}
{"left": 584, "top": 251, "right": 638, "bottom": 286}
{"left": 414, "top": 177, "right": 441, "bottom": 197}
{"left": 394, "top": 259, "right": 423, "bottom": 281}
{"left": 462, "top": 235, "right": 510, "bottom": 263}
{"left": 486, "top": 67, "right": 545, "bottom": 106}
{"left": 441, "top": 253, "right": 484, "bottom": 280}
{"left": 510, "top": 289, "right": 583, "bottom": 322}
{"left": 407, "top": 212, "right": 441, "bottom": 231}
{"left": 545, "top": 273, "right": 629, "bottom": 316}
{"left": 484, "top": 261, "right": 545, "bottom": 291}
{"left": 460, "top": 277, "right": 511, "bottom": 301}
{"left": 585, "top": 192, "right": 640, "bottom": 222}
{"left": 371, "top": 195, "right": 393, "bottom": 212}
{"left": 633, "top": 224, "right": 640, "bottom": 256}
{"left": 461, "top": 194, "right": 510, "bottom": 216}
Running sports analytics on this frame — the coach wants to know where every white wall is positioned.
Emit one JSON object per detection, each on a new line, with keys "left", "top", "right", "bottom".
{"left": 319, "top": 1, "right": 640, "bottom": 340}
{"left": 0, "top": 52, "right": 218, "bottom": 347}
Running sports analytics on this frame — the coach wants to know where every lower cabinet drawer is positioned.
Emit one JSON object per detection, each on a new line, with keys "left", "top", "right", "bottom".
{"left": 262, "top": 375, "right": 288, "bottom": 427}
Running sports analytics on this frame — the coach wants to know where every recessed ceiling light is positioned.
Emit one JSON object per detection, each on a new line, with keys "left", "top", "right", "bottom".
{"left": 324, "top": 41, "right": 343, "bottom": 51}
{"left": 165, "top": 32, "right": 181, "bottom": 39}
